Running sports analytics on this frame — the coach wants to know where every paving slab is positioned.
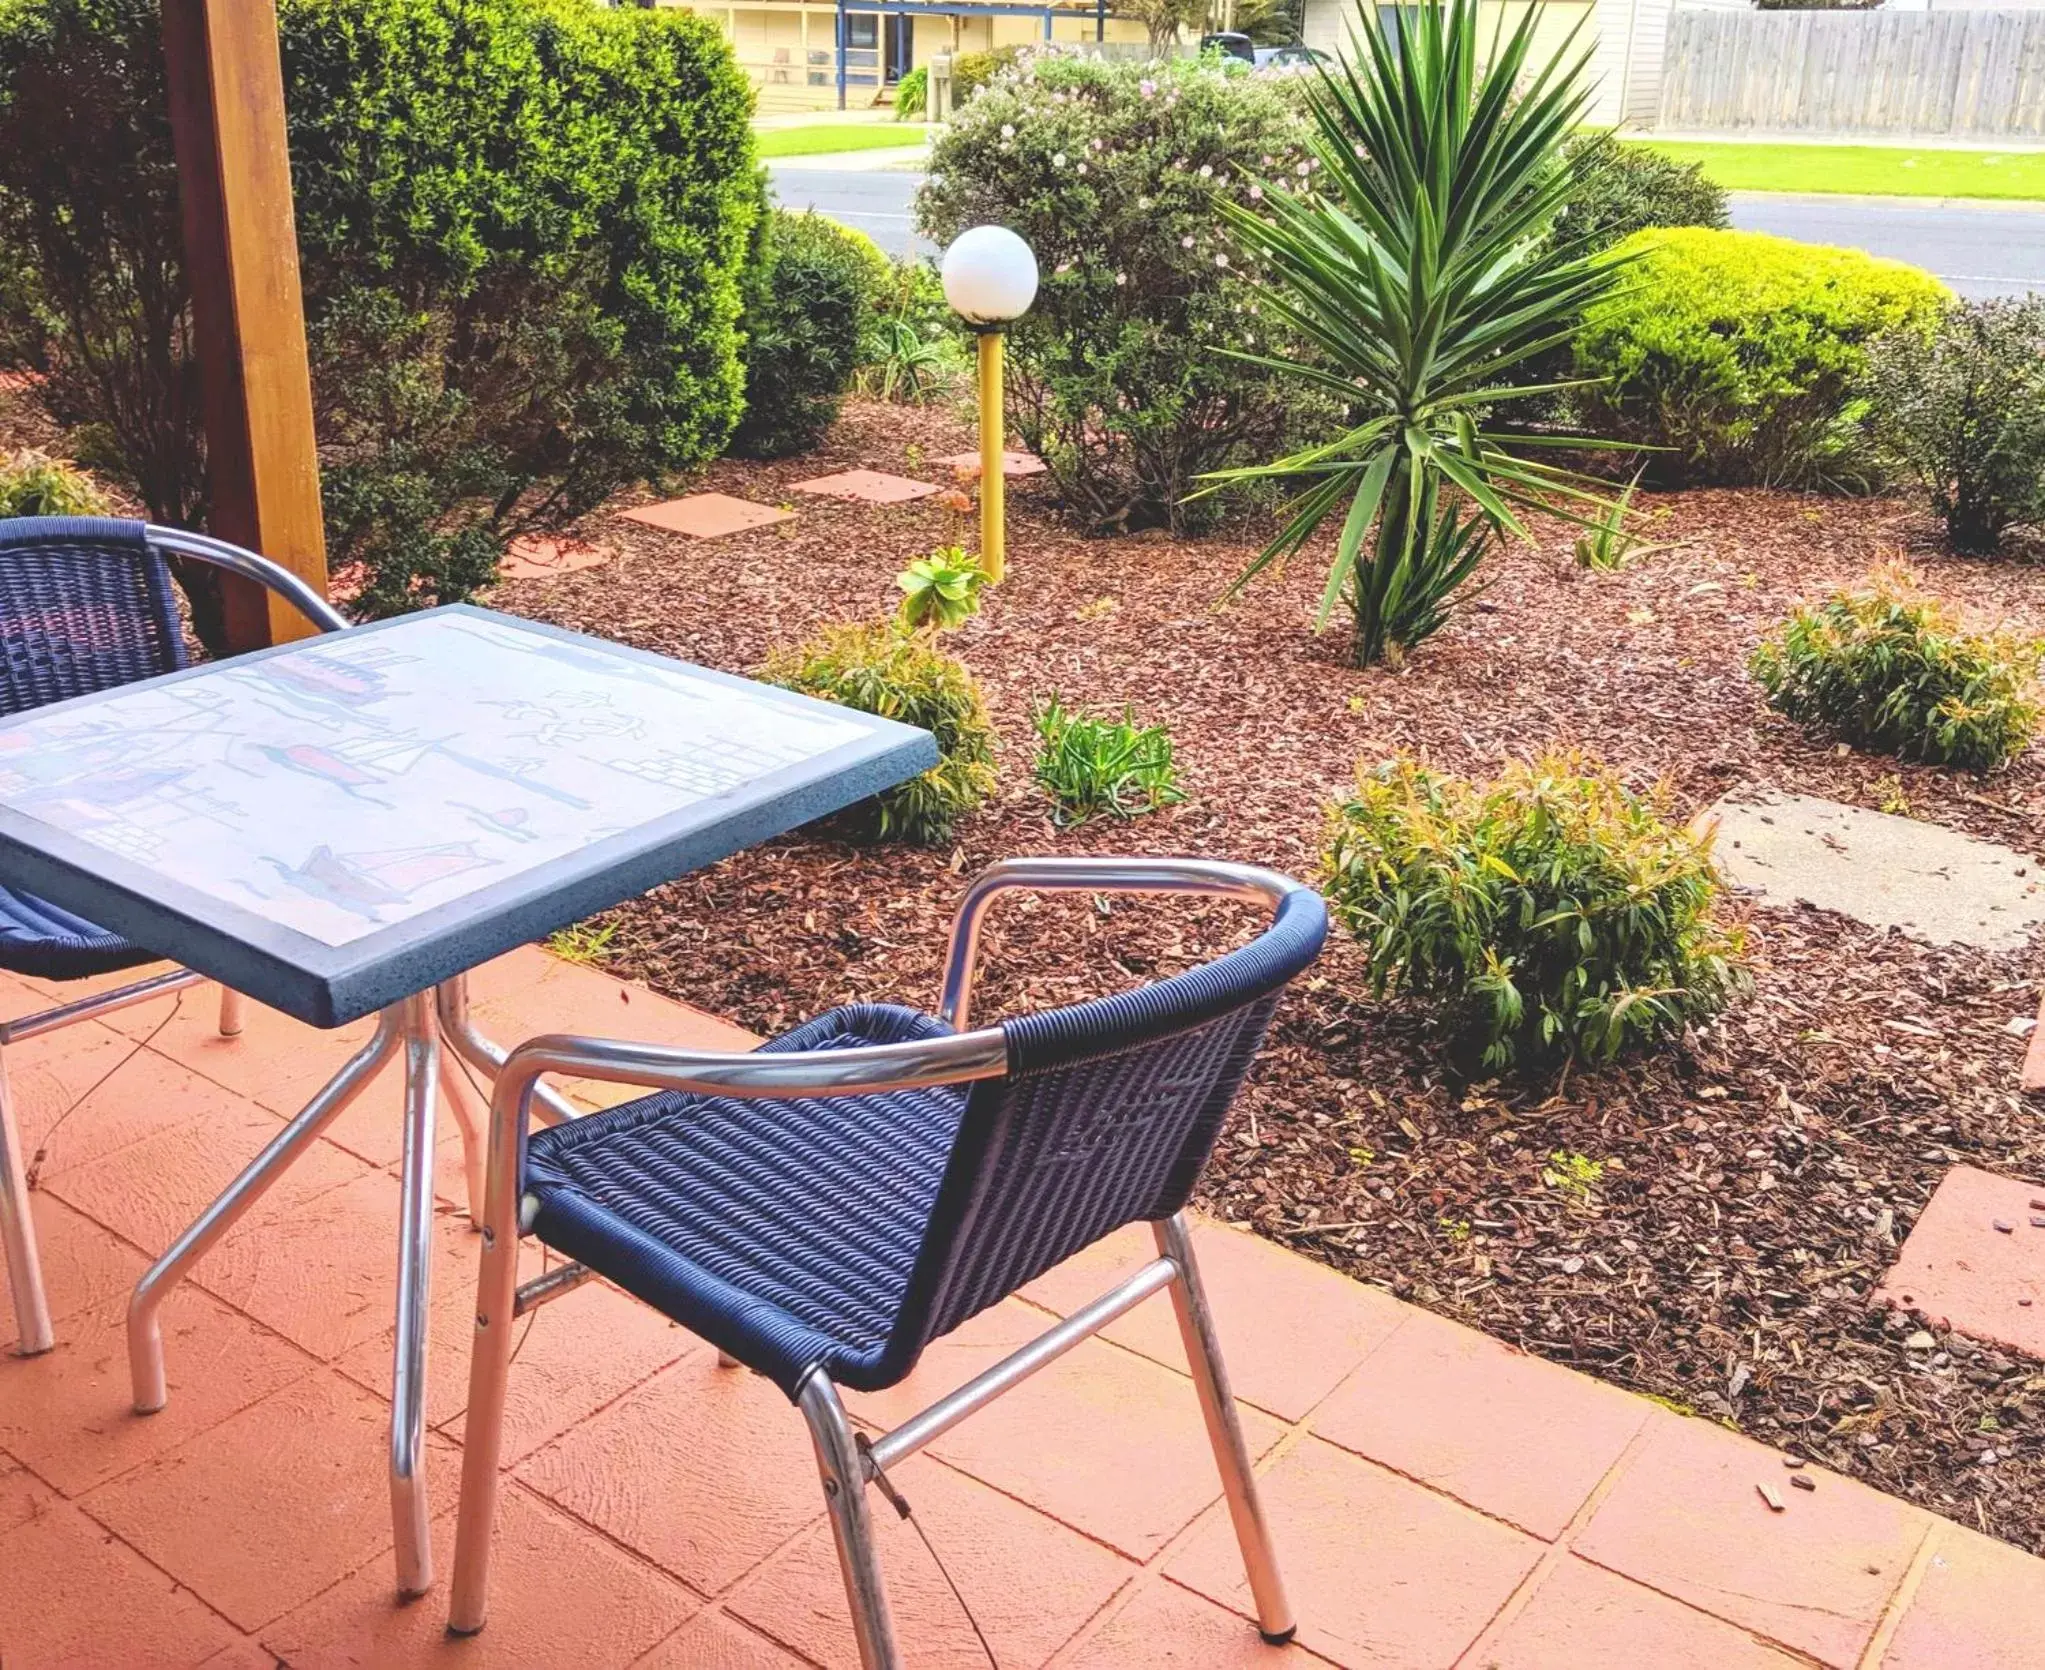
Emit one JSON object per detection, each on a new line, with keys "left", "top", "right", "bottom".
{"left": 790, "top": 468, "right": 940, "bottom": 504}
{"left": 936, "top": 448, "right": 1046, "bottom": 478}
{"left": 500, "top": 534, "right": 610, "bottom": 578}
{"left": 617, "top": 493, "right": 792, "bottom": 538}
{"left": 1875, "top": 1163, "right": 2045, "bottom": 1356}
{"left": 1702, "top": 791, "right": 2045, "bottom": 949}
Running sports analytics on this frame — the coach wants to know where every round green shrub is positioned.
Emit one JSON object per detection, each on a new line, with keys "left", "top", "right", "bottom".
{"left": 0, "top": 0, "right": 758, "bottom": 632}
{"left": 761, "top": 622, "right": 997, "bottom": 844}
{"left": 1322, "top": 751, "right": 1746, "bottom": 1075}
{"left": 0, "top": 449, "right": 109, "bottom": 518}
{"left": 732, "top": 210, "right": 886, "bottom": 459}
{"left": 919, "top": 51, "right": 1335, "bottom": 534}
{"left": 1863, "top": 296, "right": 2045, "bottom": 556}
{"left": 1750, "top": 565, "right": 2042, "bottom": 773}
{"left": 894, "top": 66, "right": 928, "bottom": 119}
{"left": 1549, "top": 137, "right": 1728, "bottom": 257}
{"left": 1574, "top": 228, "right": 1950, "bottom": 488}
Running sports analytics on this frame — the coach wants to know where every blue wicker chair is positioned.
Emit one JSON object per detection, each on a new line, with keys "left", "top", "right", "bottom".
{"left": 0, "top": 516, "right": 345, "bottom": 1356}
{"left": 448, "top": 857, "right": 1326, "bottom": 1665}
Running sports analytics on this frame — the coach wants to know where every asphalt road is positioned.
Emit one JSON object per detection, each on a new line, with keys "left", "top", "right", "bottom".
{"left": 1728, "top": 192, "right": 2045, "bottom": 300}
{"left": 770, "top": 162, "right": 2045, "bottom": 297}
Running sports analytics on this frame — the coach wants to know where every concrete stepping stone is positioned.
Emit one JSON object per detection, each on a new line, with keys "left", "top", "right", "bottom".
{"left": 499, "top": 535, "right": 609, "bottom": 579}
{"left": 937, "top": 449, "right": 1046, "bottom": 478}
{"left": 1701, "top": 791, "right": 2045, "bottom": 951}
{"left": 617, "top": 493, "right": 791, "bottom": 538}
{"left": 1875, "top": 1164, "right": 2045, "bottom": 1357}
{"left": 790, "top": 469, "right": 939, "bottom": 505}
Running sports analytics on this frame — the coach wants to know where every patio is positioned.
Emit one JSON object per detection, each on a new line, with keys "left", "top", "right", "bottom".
{"left": 0, "top": 946, "right": 2035, "bottom": 1669}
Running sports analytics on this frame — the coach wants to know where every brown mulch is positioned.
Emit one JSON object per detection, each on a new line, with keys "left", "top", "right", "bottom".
{"left": 496, "top": 397, "right": 2045, "bottom": 1553}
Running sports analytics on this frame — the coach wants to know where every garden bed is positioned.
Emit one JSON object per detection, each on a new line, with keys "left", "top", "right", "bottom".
{"left": 496, "top": 397, "right": 2045, "bottom": 1554}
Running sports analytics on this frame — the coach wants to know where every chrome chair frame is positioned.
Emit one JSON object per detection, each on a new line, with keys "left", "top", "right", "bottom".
{"left": 448, "top": 857, "right": 1301, "bottom": 1663}
{"left": 0, "top": 525, "right": 344, "bottom": 1358}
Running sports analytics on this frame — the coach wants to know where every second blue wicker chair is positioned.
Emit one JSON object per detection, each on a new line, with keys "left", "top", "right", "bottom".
{"left": 447, "top": 857, "right": 1327, "bottom": 1666}
{"left": 0, "top": 516, "right": 345, "bottom": 1357}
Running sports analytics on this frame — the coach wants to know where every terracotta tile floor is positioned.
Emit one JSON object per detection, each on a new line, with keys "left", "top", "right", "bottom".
{"left": 0, "top": 949, "right": 2038, "bottom": 1668}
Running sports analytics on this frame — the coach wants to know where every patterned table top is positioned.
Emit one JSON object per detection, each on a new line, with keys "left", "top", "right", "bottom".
{"left": 0, "top": 607, "right": 935, "bottom": 1025}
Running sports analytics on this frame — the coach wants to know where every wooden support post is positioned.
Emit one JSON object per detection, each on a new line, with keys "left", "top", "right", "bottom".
{"left": 162, "top": 0, "right": 328, "bottom": 652}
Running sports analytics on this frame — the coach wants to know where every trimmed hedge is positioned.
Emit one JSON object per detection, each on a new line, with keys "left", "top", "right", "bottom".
{"left": 1574, "top": 228, "right": 1950, "bottom": 488}
{"left": 733, "top": 210, "right": 887, "bottom": 459}
{"left": 0, "top": 0, "right": 758, "bottom": 630}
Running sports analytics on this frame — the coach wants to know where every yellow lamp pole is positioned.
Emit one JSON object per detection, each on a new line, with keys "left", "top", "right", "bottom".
{"left": 941, "top": 226, "right": 1037, "bottom": 587}
{"left": 976, "top": 328, "right": 1006, "bottom": 583}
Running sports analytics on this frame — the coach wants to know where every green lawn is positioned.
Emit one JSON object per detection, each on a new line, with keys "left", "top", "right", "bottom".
{"left": 1628, "top": 140, "right": 2045, "bottom": 202}
{"left": 755, "top": 123, "right": 931, "bottom": 159}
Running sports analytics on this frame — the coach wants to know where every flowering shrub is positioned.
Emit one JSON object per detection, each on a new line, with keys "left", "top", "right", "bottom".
{"left": 918, "top": 52, "right": 1335, "bottom": 533}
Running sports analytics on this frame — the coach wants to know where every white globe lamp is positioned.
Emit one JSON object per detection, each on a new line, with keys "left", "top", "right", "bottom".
{"left": 942, "top": 227, "right": 1037, "bottom": 584}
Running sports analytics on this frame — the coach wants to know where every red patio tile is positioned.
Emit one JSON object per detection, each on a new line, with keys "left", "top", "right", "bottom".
{"left": 1019, "top": 1217, "right": 1406, "bottom": 1422}
{"left": 1309, "top": 1303, "right": 1649, "bottom": 1538}
{"left": 729, "top": 1451, "right": 1136, "bottom": 1670}
{"left": 635, "top": 1610, "right": 816, "bottom": 1668}
{"left": 618, "top": 494, "right": 792, "bottom": 539}
{"left": 0, "top": 1495, "right": 239, "bottom": 1667}
{"left": 81, "top": 1369, "right": 461, "bottom": 1632}
{"left": 936, "top": 449, "right": 1045, "bottom": 478}
{"left": 790, "top": 469, "right": 940, "bottom": 505}
{"left": 894, "top": 1324, "right": 1287, "bottom": 1561}
{"left": 499, "top": 534, "right": 610, "bottom": 579}
{"left": 1062, "top": 1577, "right": 1327, "bottom": 1668}
{"left": 517, "top": 1350, "right": 821, "bottom": 1595}
{"left": 1873, "top": 1163, "right": 2045, "bottom": 1357}
{"left": 44, "top": 1094, "right": 370, "bottom": 1258}
{"left": 1478, "top": 1553, "right": 1808, "bottom": 1668}
{"left": 1571, "top": 1412, "right": 1931, "bottom": 1668}
{"left": 28, "top": 1047, "right": 285, "bottom": 1182}
{"left": 0, "top": 1455, "right": 54, "bottom": 1532}
{"left": 262, "top": 1487, "right": 696, "bottom": 1669}
{"left": 1881, "top": 1522, "right": 2045, "bottom": 1670}
{"left": 105, "top": 989, "right": 381, "bottom": 1115}
{"left": 1166, "top": 1434, "right": 1543, "bottom": 1669}
{"left": 2, "top": 1010, "right": 151, "bottom": 1165}
{"left": 192, "top": 1167, "right": 429, "bottom": 1362}
{"left": 0, "top": 1191, "right": 145, "bottom": 1350}
{"left": 0, "top": 1284, "right": 311, "bottom": 1498}
{"left": 334, "top": 1213, "right": 691, "bottom": 1466}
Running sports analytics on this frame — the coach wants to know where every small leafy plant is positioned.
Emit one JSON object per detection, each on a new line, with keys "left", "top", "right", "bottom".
{"left": 1030, "top": 696, "right": 1187, "bottom": 826}
{"left": 896, "top": 548, "right": 987, "bottom": 632}
{"left": 0, "top": 449, "right": 109, "bottom": 518}
{"left": 1749, "top": 565, "right": 2042, "bottom": 772}
{"left": 762, "top": 622, "right": 997, "bottom": 844}
{"left": 1542, "top": 1149, "right": 1605, "bottom": 1201}
{"left": 1572, "top": 468, "right": 1672, "bottom": 571}
{"left": 1322, "top": 750, "right": 1746, "bottom": 1074}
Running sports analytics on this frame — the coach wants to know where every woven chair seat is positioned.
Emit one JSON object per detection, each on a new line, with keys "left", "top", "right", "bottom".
{"left": 524, "top": 1003, "right": 968, "bottom": 1396}
{"left": 0, "top": 884, "right": 156, "bottom": 981}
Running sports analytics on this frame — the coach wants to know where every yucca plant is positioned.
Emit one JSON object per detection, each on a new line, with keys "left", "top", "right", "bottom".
{"left": 1213, "top": 0, "right": 1626, "bottom": 666}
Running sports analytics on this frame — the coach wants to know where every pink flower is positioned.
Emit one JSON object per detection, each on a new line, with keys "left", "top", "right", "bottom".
{"left": 1140, "top": 78, "right": 1156, "bottom": 98}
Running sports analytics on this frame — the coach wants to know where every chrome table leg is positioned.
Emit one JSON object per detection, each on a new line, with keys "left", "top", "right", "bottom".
{"left": 435, "top": 978, "right": 582, "bottom": 1129}
{"left": 128, "top": 1006, "right": 405, "bottom": 1412}
{"left": 391, "top": 991, "right": 442, "bottom": 1598}
{"left": 0, "top": 1050, "right": 52, "bottom": 1356}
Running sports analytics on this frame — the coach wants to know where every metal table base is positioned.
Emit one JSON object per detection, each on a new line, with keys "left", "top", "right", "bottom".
{"left": 124, "top": 975, "right": 577, "bottom": 1599}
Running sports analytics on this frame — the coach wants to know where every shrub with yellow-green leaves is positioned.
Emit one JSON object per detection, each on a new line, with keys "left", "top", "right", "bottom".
{"left": 1750, "top": 566, "right": 2041, "bottom": 773}
{"left": 1322, "top": 751, "right": 1746, "bottom": 1074}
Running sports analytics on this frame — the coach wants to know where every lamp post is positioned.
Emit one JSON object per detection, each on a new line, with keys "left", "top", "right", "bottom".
{"left": 940, "top": 226, "right": 1038, "bottom": 585}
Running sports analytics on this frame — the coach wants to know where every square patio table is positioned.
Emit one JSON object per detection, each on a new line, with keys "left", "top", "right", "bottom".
{"left": 0, "top": 604, "right": 934, "bottom": 1598}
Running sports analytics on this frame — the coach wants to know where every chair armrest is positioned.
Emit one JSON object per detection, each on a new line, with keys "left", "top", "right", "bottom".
{"left": 488, "top": 1024, "right": 1008, "bottom": 1158}
{"left": 937, "top": 857, "right": 1312, "bottom": 1029}
{"left": 147, "top": 525, "right": 350, "bottom": 635}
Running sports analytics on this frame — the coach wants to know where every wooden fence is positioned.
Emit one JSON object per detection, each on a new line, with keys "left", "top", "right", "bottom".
{"left": 1656, "top": 8, "right": 2045, "bottom": 140}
